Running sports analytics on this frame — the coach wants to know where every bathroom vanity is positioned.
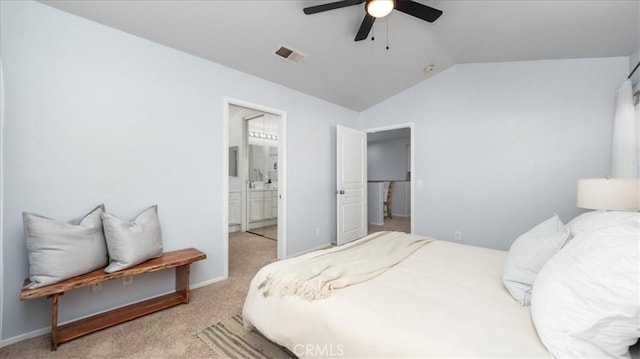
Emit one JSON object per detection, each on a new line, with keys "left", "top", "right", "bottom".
{"left": 248, "top": 188, "right": 277, "bottom": 229}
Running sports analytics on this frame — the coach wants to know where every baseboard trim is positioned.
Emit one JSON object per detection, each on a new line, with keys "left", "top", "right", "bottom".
{"left": 0, "top": 327, "right": 49, "bottom": 348}
{"left": 190, "top": 276, "right": 224, "bottom": 290}
{"left": 0, "top": 276, "right": 225, "bottom": 348}
{"left": 288, "top": 243, "right": 332, "bottom": 257}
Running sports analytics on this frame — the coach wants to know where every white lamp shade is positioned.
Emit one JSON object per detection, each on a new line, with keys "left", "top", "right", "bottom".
{"left": 577, "top": 178, "right": 640, "bottom": 211}
{"left": 366, "top": 0, "right": 394, "bottom": 18}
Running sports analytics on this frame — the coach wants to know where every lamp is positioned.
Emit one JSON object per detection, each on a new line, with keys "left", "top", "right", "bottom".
{"left": 366, "top": 0, "right": 394, "bottom": 18}
{"left": 577, "top": 178, "right": 640, "bottom": 211}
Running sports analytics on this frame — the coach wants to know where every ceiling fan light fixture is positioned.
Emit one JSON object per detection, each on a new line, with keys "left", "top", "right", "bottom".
{"left": 366, "top": 0, "right": 394, "bottom": 18}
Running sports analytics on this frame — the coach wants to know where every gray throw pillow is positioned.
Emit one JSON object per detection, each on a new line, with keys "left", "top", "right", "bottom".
{"left": 503, "top": 214, "right": 570, "bottom": 306}
{"left": 23, "top": 204, "right": 108, "bottom": 289}
{"left": 103, "top": 205, "right": 163, "bottom": 273}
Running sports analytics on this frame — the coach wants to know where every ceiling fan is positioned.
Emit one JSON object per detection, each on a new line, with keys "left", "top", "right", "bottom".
{"left": 303, "top": 0, "right": 443, "bottom": 42}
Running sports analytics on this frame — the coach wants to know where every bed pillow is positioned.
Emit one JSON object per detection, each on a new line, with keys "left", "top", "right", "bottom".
{"left": 502, "top": 214, "right": 570, "bottom": 306}
{"left": 531, "top": 220, "right": 640, "bottom": 358}
{"left": 23, "top": 204, "right": 108, "bottom": 289}
{"left": 566, "top": 210, "right": 639, "bottom": 237}
{"left": 103, "top": 205, "right": 163, "bottom": 273}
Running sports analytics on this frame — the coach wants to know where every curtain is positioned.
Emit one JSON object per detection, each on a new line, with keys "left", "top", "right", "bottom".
{"left": 0, "top": 57, "right": 4, "bottom": 340}
{"left": 636, "top": 85, "right": 639, "bottom": 174}
{"left": 611, "top": 80, "right": 638, "bottom": 178}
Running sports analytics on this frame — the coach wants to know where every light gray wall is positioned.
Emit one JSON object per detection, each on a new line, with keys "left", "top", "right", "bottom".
{"left": 368, "top": 139, "right": 409, "bottom": 180}
{"left": 367, "top": 183, "right": 384, "bottom": 225}
{"left": 360, "top": 57, "right": 629, "bottom": 250}
{"left": 632, "top": 2, "right": 640, "bottom": 85}
{"left": 391, "top": 181, "right": 410, "bottom": 217}
{"left": 0, "top": 1, "right": 358, "bottom": 341}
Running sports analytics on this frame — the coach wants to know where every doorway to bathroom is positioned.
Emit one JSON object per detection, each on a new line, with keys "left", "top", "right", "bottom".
{"left": 223, "top": 98, "right": 287, "bottom": 279}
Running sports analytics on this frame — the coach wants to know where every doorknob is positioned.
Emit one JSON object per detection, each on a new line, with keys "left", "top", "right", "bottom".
{"left": 336, "top": 190, "right": 345, "bottom": 195}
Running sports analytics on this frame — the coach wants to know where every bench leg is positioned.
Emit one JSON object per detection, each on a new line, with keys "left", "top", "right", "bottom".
{"left": 175, "top": 264, "right": 191, "bottom": 304}
{"left": 51, "top": 294, "right": 59, "bottom": 351}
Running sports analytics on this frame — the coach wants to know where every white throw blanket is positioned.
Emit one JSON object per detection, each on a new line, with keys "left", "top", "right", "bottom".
{"left": 258, "top": 231, "right": 433, "bottom": 300}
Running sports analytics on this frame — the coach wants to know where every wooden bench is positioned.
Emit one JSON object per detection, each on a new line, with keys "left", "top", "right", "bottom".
{"left": 20, "top": 248, "right": 206, "bottom": 350}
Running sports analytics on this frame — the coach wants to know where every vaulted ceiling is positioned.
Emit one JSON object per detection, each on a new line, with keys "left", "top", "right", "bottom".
{"left": 42, "top": 0, "right": 640, "bottom": 111}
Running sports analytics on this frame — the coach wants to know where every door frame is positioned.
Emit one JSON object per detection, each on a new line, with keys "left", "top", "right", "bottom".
{"left": 222, "top": 97, "right": 287, "bottom": 279}
{"left": 365, "top": 122, "right": 415, "bottom": 234}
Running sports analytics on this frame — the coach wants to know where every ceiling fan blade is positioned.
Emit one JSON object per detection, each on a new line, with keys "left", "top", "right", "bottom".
{"left": 303, "top": 0, "right": 364, "bottom": 15}
{"left": 394, "top": 0, "right": 443, "bottom": 22}
{"left": 354, "top": 14, "right": 375, "bottom": 41}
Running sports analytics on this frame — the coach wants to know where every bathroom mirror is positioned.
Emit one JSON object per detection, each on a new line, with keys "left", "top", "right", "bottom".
{"left": 229, "top": 146, "right": 239, "bottom": 177}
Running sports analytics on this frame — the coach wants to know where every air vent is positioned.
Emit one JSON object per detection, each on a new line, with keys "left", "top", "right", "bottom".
{"left": 274, "top": 45, "right": 307, "bottom": 64}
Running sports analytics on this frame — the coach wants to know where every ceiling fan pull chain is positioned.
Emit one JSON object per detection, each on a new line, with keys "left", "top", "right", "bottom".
{"left": 386, "top": 16, "right": 390, "bottom": 50}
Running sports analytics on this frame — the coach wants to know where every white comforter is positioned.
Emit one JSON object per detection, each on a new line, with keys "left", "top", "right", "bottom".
{"left": 243, "top": 239, "right": 550, "bottom": 358}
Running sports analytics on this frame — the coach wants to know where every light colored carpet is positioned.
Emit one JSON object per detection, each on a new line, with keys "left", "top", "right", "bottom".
{"left": 368, "top": 216, "right": 411, "bottom": 234}
{"left": 0, "top": 232, "right": 277, "bottom": 358}
{"left": 249, "top": 224, "right": 277, "bottom": 241}
{"left": 198, "top": 314, "right": 294, "bottom": 359}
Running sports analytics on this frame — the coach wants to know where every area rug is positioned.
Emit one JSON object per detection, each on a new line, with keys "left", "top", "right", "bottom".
{"left": 197, "top": 314, "right": 295, "bottom": 358}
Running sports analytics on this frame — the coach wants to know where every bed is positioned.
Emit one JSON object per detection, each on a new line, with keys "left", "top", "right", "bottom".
{"left": 243, "top": 210, "right": 639, "bottom": 358}
{"left": 242, "top": 235, "right": 550, "bottom": 358}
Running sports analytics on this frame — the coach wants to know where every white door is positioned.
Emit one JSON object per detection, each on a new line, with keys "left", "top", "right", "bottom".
{"left": 336, "top": 125, "right": 367, "bottom": 245}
